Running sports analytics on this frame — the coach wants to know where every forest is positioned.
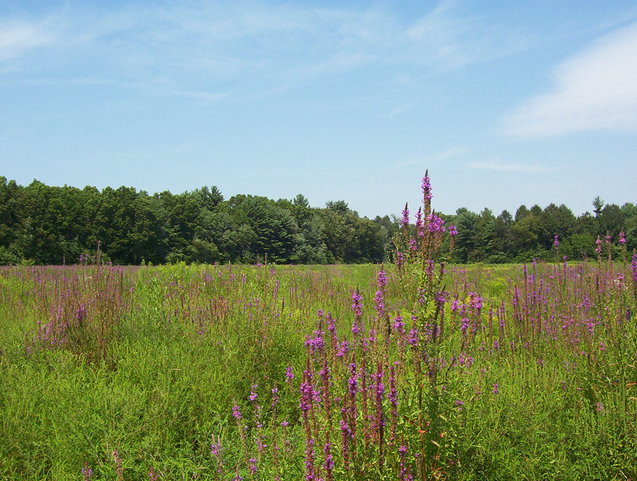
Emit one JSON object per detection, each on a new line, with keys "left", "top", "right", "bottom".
{"left": 0, "top": 176, "right": 635, "bottom": 265}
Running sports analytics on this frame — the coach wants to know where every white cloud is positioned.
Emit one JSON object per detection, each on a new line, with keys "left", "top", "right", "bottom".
{"left": 467, "top": 159, "right": 556, "bottom": 173}
{"left": 0, "top": 21, "right": 54, "bottom": 61}
{"left": 502, "top": 21, "right": 637, "bottom": 137}
{"left": 399, "top": 146, "right": 467, "bottom": 167}
{"left": 4, "top": 1, "right": 531, "bottom": 84}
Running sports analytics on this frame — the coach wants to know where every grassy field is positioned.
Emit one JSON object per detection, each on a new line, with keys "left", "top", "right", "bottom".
{"left": 1, "top": 257, "right": 636, "bottom": 481}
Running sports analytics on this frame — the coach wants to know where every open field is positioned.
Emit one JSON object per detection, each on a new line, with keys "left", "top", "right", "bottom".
{"left": 1, "top": 257, "right": 636, "bottom": 481}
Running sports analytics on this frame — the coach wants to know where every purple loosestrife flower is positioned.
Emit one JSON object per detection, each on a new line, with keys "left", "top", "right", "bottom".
{"left": 398, "top": 445, "right": 412, "bottom": 481}
{"left": 553, "top": 234, "right": 560, "bottom": 249}
{"left": 351, "top": 291, "right": 363, "bottom": 317}
{"left": 619, "top": 231, "right": 626, "bottom": 245}
{"left": 461, "top": 317, "right": 470, "bottom": 335}
{"left": 448, "top": 225, "right": 458, "bottom": 237}
{"left": 211, "top": 443, "right": 222, "bottom": 456}
{"left": 409, "top": 238, "right": 418, "bottom": 252}
{"left": 340, "top": 419, "right": 353, "bottom": 439}
{"left": 401, "top": 204, "right": 410, "bottom": 228}
{"left": 249, "top": 458, "right": 257, "bottom": 475}
{"left": 632, "top": 254, "right": 637, "bottom": 282}
{"left": 249, "top": 384, "right": 258, "bottom": 402}
{"left": 415, "top": 208, "right": 424, "bottom": 238}
{"left": 396, "top": 251, "right": 405, "bottom": 268}
{"left": 595, "top": 236, "right": 603, "bottom": 254}
{"left": 422, "top": 171, "right": 432, "bottom": 200}
{"left": 271, "top": 387, "right": 279, "bottom": 409}
{"left": 299, "top": 380, "right": 314, "bottom": 413}
{"left": 305, "top": 330, "right": 325, "bottom": 352}
{"left": 285, "top": 366, "right": 294, "bottom": 382}
{"left": 377, "top": 268, "right": 387, "bottom": 288}
{"left": 426, "top": 213, "right": 445, "bottom": 233}
{"left": 348, "top": 363, "right": 358, "bottom": 395}
{"left": 393, "top": 315, "right": 405, "bottom": 334}
{"left": 323, "top": 443, "right": 335, "bottom": 478}
{"left": 148, "top": 467, "right": 159, "bottom": 481}
{"left": 327, "top": 313, "right": 336, "bottom": 335}
{"left": 232, "top": 405, "right": 242, "bottom": 419}
{"left": 407, "top": 328, "right": 419, "bottom": 346}
{"left": 468, "top": 292, "right": 483, "bottom": 310}
{"left": 374, "top": 290, "right": 385, "bottom": 316}
{"left": 605, "top": 233, "right": 612, "bottom": 245}
{"left": 492, "top": 383, "right": 500, "bottom": 394}
{"left": 81, "top": 464, "right": 93, "bottom": 481}
{"left": 336, "top": 340, "right": 349, "bottom": 357}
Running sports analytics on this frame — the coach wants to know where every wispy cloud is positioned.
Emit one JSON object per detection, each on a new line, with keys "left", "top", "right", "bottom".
{"left": 0, "top": 20, "right": 55, "bottom": 61}
{"left": 1, "top": 1, "right": 532, "bottom": 101}
{"left": 501, "top": 20, "right": 637, "bottom": 138}
{"left": 467, "top": 159, "right": 557, "bottom": 173}
{"left": 399, "top": 146, "right": 467, "bottom": 167}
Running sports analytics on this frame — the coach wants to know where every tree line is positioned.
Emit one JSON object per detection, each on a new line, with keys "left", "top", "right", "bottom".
{"left": 0, "top": 177, "right": 634, "bottom": 265}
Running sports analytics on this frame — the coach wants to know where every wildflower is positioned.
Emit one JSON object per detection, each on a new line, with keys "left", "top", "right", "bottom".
{"left": 407, "top": 328, "right": 419, "bottom": 346}
{"left": 249, "top": 458, "right": 257, "bottom": 475}
{"left": 401, "top": 204, "right": 410, "bottom": 228}
{"left": 336, "top": 340, "right": 349, "bottom": 357}
{"left": 377, "top": 268, "right": 387, "bottom": 288}
{"left": 81, "top": 464, "right": 93, "bottom": 481}
{"left": 148, "top": 467, "right": 159, "bottom": 481}
{"left": 448, "top": 225, "right": 458, "bottom": 237}
{"left": 374, "top": 290, "right": 385, "bottom": 315}
{"left": 421, "top": 171, "right": 432, "bottom": 200}
{"left": 211, "top": 443, "right": 222, "bottom": 456}
{"left": 595, "top": 236, "right": 602, "bottom": 254}
{"left": 393, "top": 315, "right": 405, "bottom": 334}
{"left": 553, "top": 234, "right": 560, "bottom": 249}
{"left": 249, "top": 384, "right": 258, "bottom": 402}
{"left": 323, "top": 443, "right": 334, "bottom": 474}
{"left": 299, "top": 380, "right": 314, "bottom": 412}
{"left": 426, "top": 213, "right": 445, "bottom": 233}
{"left": 285, "top": 366, "right": 295, "bottom": 382}
{"left": 492, "top": 383, "right": 500, "bottom": 394}
{"left": 619, "top": 231, "right": 626, "bottom": 245}
{"left": 461, "top": 317, "right": 470, "bottom": 335}
{"left": 232, "top": 405, "right": 242, "bottom": 419}
{"left": 415, "top": 207, "right": 424, "bottom": 238}
{"left": 351, "top": 291, "right": 363, "bottom": 318}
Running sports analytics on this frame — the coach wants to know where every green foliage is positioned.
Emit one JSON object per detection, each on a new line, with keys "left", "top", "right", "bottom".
{"left": 0, "top": 177, "right": 635, "bottom": 266}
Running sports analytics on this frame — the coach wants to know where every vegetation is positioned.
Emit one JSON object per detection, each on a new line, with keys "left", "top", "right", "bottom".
{"left": 1, "top": 176, "right": 635, "bottom": 266}
{"left": 1, "top": 174, "right": 635, "bottom": 480}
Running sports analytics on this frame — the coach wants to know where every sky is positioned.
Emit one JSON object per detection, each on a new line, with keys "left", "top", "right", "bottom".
{"left": 1, "top": 0, "right": 637, "bottom": 219}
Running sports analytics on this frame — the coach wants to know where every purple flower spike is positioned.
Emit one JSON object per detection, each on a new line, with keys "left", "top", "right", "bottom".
{"left": 421, "top": 171, "right": 432, "bottom": 200}
{"left": 401, "top": 204, "right": 410, "bottom": 228}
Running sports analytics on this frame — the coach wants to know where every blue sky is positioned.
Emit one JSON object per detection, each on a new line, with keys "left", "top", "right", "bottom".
{"left": 1, "top": 0, "right": 637, "bottom": 219}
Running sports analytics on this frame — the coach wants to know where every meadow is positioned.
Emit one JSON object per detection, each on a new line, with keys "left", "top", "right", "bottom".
{"left": 1, "top": 178, "right": 636, "bottom": 481}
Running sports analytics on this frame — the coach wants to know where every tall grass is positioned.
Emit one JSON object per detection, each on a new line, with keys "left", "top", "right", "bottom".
{"left": 1, "top": 176, "right": 636, "bottom": 480}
